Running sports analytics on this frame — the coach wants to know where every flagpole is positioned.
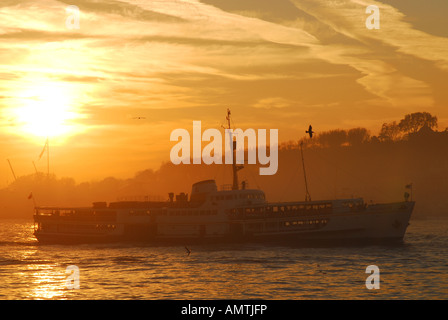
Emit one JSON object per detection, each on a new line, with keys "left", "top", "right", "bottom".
{"left": 28, "top": 192, "right": 37, "bottom": 208}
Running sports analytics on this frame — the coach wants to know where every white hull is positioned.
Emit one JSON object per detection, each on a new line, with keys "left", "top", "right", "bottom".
{"left": 34, "top": 197, "right": 414, "bottom": 245}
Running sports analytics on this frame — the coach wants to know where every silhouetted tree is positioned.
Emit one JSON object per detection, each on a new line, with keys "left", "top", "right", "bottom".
{"left": 347, "top": 128, "right": 370, "bottom": 146}
{"left": 318, "top": 129, "right": 347, "bottom": 147}
{"left": 399, "top": 112, "right": 437, "bottom": 134}
{"left": 279, "top": 140, "right": 298, "bottom": 150}
{"left": 379, "top": 121, "right": 401, "bottom": 141}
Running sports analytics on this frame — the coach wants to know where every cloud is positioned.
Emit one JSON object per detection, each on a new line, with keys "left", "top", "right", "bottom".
{"left": 289, "top": 0, "right": 448, "bottom": 71}
{"left": 57, "top": 0, "right": 186, "bottom": 23}
{"left": 311, "top": 45, "right": 435, "bottom": 107}
{"left": 253, "top": 97, "right": 294, "bottom": 109}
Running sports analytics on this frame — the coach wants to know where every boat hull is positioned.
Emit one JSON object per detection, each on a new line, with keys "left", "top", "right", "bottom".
{"left": 33, "top": 201, "right": 414, "bottom": 246}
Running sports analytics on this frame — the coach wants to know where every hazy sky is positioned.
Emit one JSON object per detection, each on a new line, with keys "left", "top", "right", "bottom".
{"left": 0, "top": 0, "right": 447, "bottom": 186}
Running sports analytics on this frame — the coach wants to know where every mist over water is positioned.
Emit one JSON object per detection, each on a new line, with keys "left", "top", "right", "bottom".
{"left": 0, "top": 218, "right": 446, "bottom": 300}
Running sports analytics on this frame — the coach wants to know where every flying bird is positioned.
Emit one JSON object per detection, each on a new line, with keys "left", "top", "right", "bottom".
{"left": 306, "top": 125, "right": 314, "bottom": 138}
{"left": 185, "top": 246, "right": 191, "bottom": 256}
{"left": 132, "top": 117, "right": 146, "bottom": 120}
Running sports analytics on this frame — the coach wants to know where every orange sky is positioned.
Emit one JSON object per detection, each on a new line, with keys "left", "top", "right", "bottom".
{"left": 1, "top": 0, "right": 447, "bottom": 187}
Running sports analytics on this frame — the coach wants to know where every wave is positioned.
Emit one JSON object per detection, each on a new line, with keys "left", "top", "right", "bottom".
{"left": 0, "top": 240, "right": 38, "bottom": 247}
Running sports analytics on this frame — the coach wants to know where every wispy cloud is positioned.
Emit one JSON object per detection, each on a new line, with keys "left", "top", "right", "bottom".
{"left": 290, "top": 0, "right": 448, "bottom": 70}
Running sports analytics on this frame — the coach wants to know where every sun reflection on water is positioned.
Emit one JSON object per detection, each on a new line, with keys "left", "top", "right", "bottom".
{"left": 14, "top": 244, "right": 68, "bottom": 300}
{"left": 27, "top": 264, "right": 67, "bottom": 300}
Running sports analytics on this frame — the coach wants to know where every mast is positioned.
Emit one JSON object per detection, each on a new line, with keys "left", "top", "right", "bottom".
{"left": 225, "top": 109, "right": 243, "bottom": 190}
{"left": 7, "top": 159, "right": 17, "bottom": 181}
{"left": 300, "top": 141, "right": 311, "bottom": 202}
{"left": 38, "top": 137, "right": 49, "bottom": 176}
{"left": 47, "top": 137, "right": 49, "bottom": 177}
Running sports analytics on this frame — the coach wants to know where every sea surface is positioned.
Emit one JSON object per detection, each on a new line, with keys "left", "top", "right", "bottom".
{"left": 0, "top": 218, "right": 447, "bottom": 300}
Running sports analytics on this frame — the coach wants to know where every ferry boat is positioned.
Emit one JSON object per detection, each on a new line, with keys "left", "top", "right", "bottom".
{"left": 33, "top": 112, "right": 414, "bottom": 245}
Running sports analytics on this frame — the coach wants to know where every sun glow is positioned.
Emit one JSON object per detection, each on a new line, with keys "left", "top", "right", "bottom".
{"left": 7, "top": 81, "right": 84, "bottom": 142}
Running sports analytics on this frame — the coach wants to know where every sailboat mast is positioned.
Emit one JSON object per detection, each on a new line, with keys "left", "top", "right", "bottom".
{"left": 7, "top": 159, "right": 17, "bottom": 181}
{"left": 226, "top": 109, "right": 239, "bottom": 190}
{"left": 300, "top": 141, "right": 311, "bottom": 202}
{"left": 47, "top": 137, "right": 50, "bottom": 176}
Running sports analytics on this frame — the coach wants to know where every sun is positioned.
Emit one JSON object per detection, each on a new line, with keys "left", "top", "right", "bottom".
{"left": 7, "top": 81, "right": 83, "bottom": 142}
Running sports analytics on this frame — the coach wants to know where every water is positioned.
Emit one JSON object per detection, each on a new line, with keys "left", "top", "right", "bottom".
{"left": 0, "top": 218, "right": 447, "bottom": 300}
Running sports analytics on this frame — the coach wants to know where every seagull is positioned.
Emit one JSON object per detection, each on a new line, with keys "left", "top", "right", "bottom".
{"left": 185, "top": 246, "right": 191, "bottom": 256}
{"left": 306, "top": 125, "right": 314, "bottom": 138}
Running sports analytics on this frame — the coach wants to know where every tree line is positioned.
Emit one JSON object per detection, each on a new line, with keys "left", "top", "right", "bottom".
{"left": 280, "top": 112, "right": 443, "bottom": 150}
